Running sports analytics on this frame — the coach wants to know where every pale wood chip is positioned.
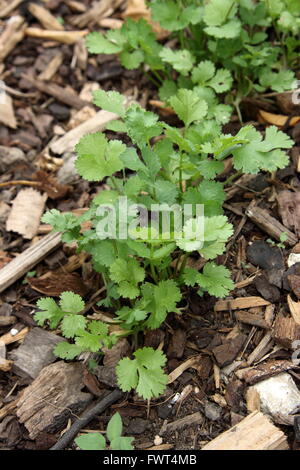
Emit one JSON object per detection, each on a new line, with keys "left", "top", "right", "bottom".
{"left": 6, "top": 189, "right": 48, "bottom": 239}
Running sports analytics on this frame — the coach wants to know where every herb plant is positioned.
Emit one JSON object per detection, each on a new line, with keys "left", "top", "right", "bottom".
{"left": 37, "top": 87, "right": 293, "bottom": 399}
{"left": 75, "top": 412, "right": 134, "bottom": 450}
{"left": 86, "top": 0, "right": 299, "bottom": 120}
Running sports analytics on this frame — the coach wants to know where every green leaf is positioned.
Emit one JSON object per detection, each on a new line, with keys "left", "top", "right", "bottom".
{"left": 120, "top": 49, "right": 144, "bottom": 69}
{"left": 208, "top": 69, "right": 233, "bottom": 93}
{"left": 153, "top": 179, "right": 179, "bottom": 204}
{"left": 75, "top": 433, "right": 106, "bottom": 451}
{"left": 142, "top": 280, "right": 182, "bottom": 329}
{"left": 197, "top": 263, "right": 234, "bottom": 297}
{"left": 35, "top": 297, "right": 64, "bottom": 329}
{"left": 116, "top": 347, "right": 168, "bottom": 399}
{"left": 75, "top": 133, "right": 125, "bottom": 181}
{"left": 232, "top": 125, "right": 292, "bottom": 173}
{"left": 92, "top": 90, "right": 126, "bottom": 117}
{"left": 159, "top": 48, "right": 195, "bottom": 75}
{"left": 86, "top": 31, "right": 123, "bottom": 54}
{"left": 54, "top": 341, "right": 84, "bottom": 360}
{"left": 204, "top": 19, "right": 241, "bottom": 38}
{"left": 61, "top": 314, "right": 87, "bottom": 338}
{"left": 125, "top": 105, "right": 162, "bottom": 147}
{"left": 107, "top": 413, "right": 122, "bottom": 442}
{"left": 159, "top": 80, "right": 178, "bottom": 101}
{"left": 150, "top": 0, "right": 202, "bottom": 31}
{"left": 59, "top": 292, "right": 85, "bottom": 314}
{"left": 192, "top": 60, "right": 215, "bottom": 85}
{"left": 110, "top": 436, "right": 134, "bottom": 451}
{"left": 110, "top": 258, "right": 145, "bottom": 285}
{"left": 170, "top": 89, "right": 208, "bottom": 127}
{"left": 259, "top": 68, "right": 295, "bottom": 92}
{"left": 203, "top": 0, "right": 237, "bottom": 26}
{"left": 41, "top": 210, "right": 79, "bottom": 232}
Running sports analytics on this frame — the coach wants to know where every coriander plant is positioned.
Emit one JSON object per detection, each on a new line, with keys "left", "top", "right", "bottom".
{"left": 36, "top": 88, "right": 293, "bottom": 399}
{"left": 86, "top": 0, "right": 299, "bottom": 121}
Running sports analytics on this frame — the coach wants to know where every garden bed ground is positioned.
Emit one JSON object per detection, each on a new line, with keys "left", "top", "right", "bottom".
{"left": 0, "top": 0, "right": 300, "bottom": 451}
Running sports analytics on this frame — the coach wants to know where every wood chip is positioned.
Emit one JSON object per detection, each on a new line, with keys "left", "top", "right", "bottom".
{"left": 167, "top": 356, "right": 202, "bottom": 384}
{"left": 6, "top": 189, "right": 47, "bottom": 239}
{"left": 214, "top": 297, "right": 270, "bottom": 312}
{"left": 0, "top": 15, "right": 26, "bottom": 62}
{"left": 159, "top": 412, "right": 203, "bottom": 436}
{"left": 0, "top": 94, "right": 17, "bottom": 129}
{"left": 17, "top": 361, "right": 92, "bottom": 439}
{"left": 247, "top": 331, "right": 273, "bottom": 366}
{"left": 287, "top": 294, "right": 300, "bottom": 325}
{"left": 38, "top": 51, "right": 63, "bottom": 81}
{"left": 235, "top": 310, "right": 270, "bottom": 329}
{"left": 50, "top": 109, "right": 120, "bottom": 154}
{"left": 9, "top": 328, "right": 64, "bottom": 379}
{"left": 272, "top": 316, "right": 300, "bottom": 349}
{"left": 0, "top": 0, "right": 23, "bottom": 18}
{"left": 0, "top": 232, "right": 62, "bottom": 294}
{"left": 28, "top": 3, "right": 65, "bottom": 30}
{"left": 246, "top": 205, "right": 298, "bottom": 246}
{"left": 235, "top": 360, "right": 297, "bottom": 384}
{"left": 24, "top": 75, "right": 89, "bottom": 110}
{"left": 72, "top": 0, "right": 123, "bottom": 27}
{"left": 0, "top": 327, "right": 29, "bottom": 346}
{"left": 202, "top": 411, "right": 288, "bottom": 450}
{"left": 25, "top": 28, "right": 88, "bottom": 44}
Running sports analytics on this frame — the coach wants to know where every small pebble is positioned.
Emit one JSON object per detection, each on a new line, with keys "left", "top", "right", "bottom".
{"left": 204, "top": 401, "right": 222, "bottom": 421}
{"left": 154, "top": 435, "right": 163, "bottom": 446}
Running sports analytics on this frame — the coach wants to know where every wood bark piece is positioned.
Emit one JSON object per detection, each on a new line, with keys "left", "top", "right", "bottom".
{"left": 246, "top": 205, "right": 298, "bottom": 246}
{"left": 0, "top": 94, "right": 17, "bottom": 129}
{"left": 0, "top": 327, "right": 29, "bottom": 346}
{"left": 202, "top": 411, "right": 288, "bottom": 450}
{"left": 72, "top": 0, "right": 124, "bottom": 27}
{"left": 235, "top": 360, "right": 297, "bottom": 384}
{"left": 272, "top": 316, "right": 300, "bottom": 349}
{"left": 38, "top": 52, "right": 64, "bottom": 81}
{"left": 0, "top": 0, "right": 23, "bottom": 18}
{"left": 6, "top": 189, "right": 47, "bottom": 239}
{"left": 23, "top": 75, "right": 90, "bottom": 110}
{"left": 247, "top": 331, "right": 273, "bottom": 366}
{"left": 214, "top": 297, "right": 270, "bottom": 312}
{"left": 235, "top": 310, "right": 270, "bottom": 329}
{"left": 9, "top": 327, "right": 64, "bottom": 379}
{"left": 17, "top": 361, "right": 93, "bottom": 439}
{"left": 0, "top": 232, "right": 62, "bottom": 294}
{"left": 0, "top": 316, "right": 16, "bottom": 326}
{"left": 50, "top": 109, "right": 119, "bottom": 154}
{"left": 287, "top": 295, "right": 300, "bottom": 325}
{"left": 160, "top": 412, "right": 203, "bottom": 436}
{"left": 28, "top": 3, "right": 65, "bottom": 30}
{"left": 25, "top": 28, "right": 88, "bottom": 44}
{"left": 0, "top": 15, "right": 26, "bottom": 62}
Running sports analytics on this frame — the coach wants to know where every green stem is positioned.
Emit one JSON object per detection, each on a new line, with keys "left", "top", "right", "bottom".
{"left": 223, "top": 169, "right": 243, "bottom": 186}
{"left": 178, "top": 253, "right": 189, "bottom": 278}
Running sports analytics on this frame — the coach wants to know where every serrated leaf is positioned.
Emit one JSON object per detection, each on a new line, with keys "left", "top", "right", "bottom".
{"left": 54, "top": 341, "right": 84, "bottom": 360}
{"left": 75, "top": 133, "right": 125, "bottom": 181}
{"left": 170, "top": 89, "right": 208, "bottom": 127}
{"left": 59, "top": 292, "right": 85, "bottom": 314}
{"left": 86, "top": 31, "right": 123, "bottom": 54}
{"left": 159, "top": 48, "right": 195, "bottom": 75}
{"left": 61, "top": 314, "right": 87, "bottom": 338}
{"left": 208, "top": 69, "right": 233, "bottom": 93}
{"left": 92, "top": 90, "right": 125, "bottom": 117}
{"left": 116, "top": 347, "right": 167, "bottom": 399}
{"left": 197, "top": 263, "right": 234, "bottom": 298}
